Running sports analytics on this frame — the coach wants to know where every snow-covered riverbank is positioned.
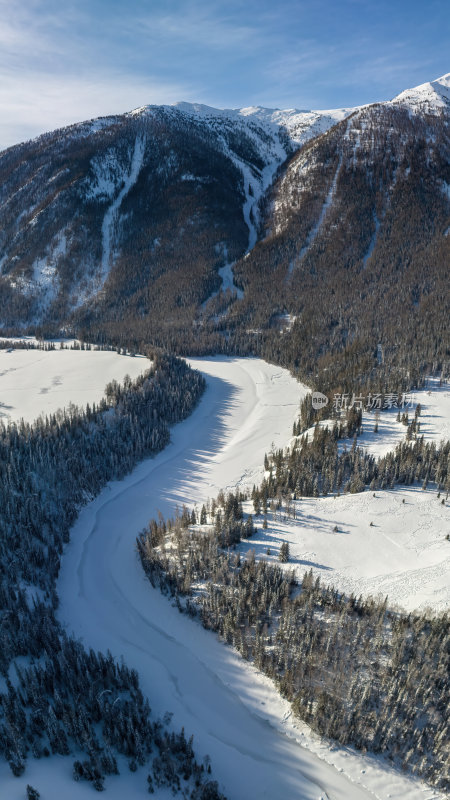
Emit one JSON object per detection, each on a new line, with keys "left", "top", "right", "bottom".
{"left": 54, "top": 357, "right": 445, "bottom": 800}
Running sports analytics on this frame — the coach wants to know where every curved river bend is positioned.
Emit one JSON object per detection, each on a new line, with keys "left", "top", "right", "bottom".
{"left": 57, "top": 358, "right": 420, "bottom": 800}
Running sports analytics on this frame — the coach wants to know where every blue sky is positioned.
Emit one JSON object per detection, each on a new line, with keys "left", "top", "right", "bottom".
{"left": 0, "top": 0, "right": 449, "bottom": 150}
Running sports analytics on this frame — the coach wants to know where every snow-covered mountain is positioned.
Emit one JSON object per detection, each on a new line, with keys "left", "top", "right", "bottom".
{"left": 141, "top": 100, "right": 354, "bottom": 147}
{"left": 0, "top": 72, "right": 448, "bottom": 349}
{"left": 0, "top": 97, "right": 356, "bottom": 332}
{"left": 391, "top": 72, "right": 450, "bottom": 114}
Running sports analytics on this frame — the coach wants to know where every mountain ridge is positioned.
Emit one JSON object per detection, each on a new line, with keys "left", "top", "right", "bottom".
{"left": 0, "top": 91, "right": 358, "bottom": 329}
{"left": 391, "top": 72, "right": 450, "bottom": 113}
{"left": 0, "top": 72, "right": 448, "bottom": 387}
{"left": 5, "top": 69, "right": 449, "bottom": 159}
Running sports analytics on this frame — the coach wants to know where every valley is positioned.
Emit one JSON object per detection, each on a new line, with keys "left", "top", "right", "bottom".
{"left": 1, "top": 349, "right": 447, "bottom": 796}
{"left": 53, "top": 356, "right": 446, "bottom": 800}
{"left": 0, "top": 64, "right": 448, "bottom": 799}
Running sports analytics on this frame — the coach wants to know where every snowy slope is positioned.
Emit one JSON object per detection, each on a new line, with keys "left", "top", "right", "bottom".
{"left": 99, "top": 135, "right": 146, "bottom": 287}
{"left": 1, "top": 71, "right": 448, "bottom": 330}
{"left": 134, "top": 100, "right": 353, "bottom": 148}
{"left": 1, "top": 97, "right": 355, "bottom": 324}
{"left": 132, "top": 101, "right": 356, "bottom": 258}
{"left": 266, "top": 380, "right": 450, "bottom": 612}
{"left": 293, "top": 377, "right": 450, "bottom": 460}
{"left": 352, "top": 378, "right": 450, "bottom": 458}
{"left": 0, "top": 347, "right": 149, "bottom": 423}
{"left": 174, "top": 103, "right": 354, "bottom": 232}
{"left": 170, "top": 102, "right": 353, "bottom": 146}
{"left": 56, "top": 357, "right": 446, "bottom": 800}
{"left": 391, "top": 72, "right": 450, "bottom": 113}
{"left": 0, "top": 754, "right": 176, "bottom": 800}
{"left": 243, "top": 486, "right": 449, "bottom": 613}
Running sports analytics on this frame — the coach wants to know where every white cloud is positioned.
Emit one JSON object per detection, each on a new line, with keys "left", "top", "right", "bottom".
{"left": 0, "top": 0, "right": 205, "bottom": 149}
{"left": 0, "top": 71, "right": 191, "bottom": 151}
{"left": 136, "top": 8, "right": 263, "bottom": 51}
{"left": 0, "top": 0, "right": 446, "bottom": 149}
{"left": 261, "top": 38, "right": 438, "bottom": 109}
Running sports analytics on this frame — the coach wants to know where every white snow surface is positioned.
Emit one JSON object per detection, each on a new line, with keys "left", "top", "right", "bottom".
{"left": 4, "top": 230, "right": 68, "bottom": 314}
{"left": 203, "top": 244, "right": 243, "bottom": 305}
{"left": 100, "top": 134, "right": 146, "bottom": 286}
{"left": 0, "top": 347, "right": 149, "bottom": 423}
{"left": 131, "top": 100, "right": 356, "bottom": 265}
{"left": 218, "top": 259, "right": 243, "bottom": 298}
{"left": 84, "top": 150, "right": 126, "bottom": 201}
{"left": 55, "top": 357, "right": 446, "bottom": 800}
{"left": 296, "top": 377, "right": 450, "bottom": 461}
{"left": 391, "top": 72, "right": 450, "bottom": 114}
{"left": 0, "top": 754, "right": 175, "bottom": 800}
{"left": 262, "top": 377, "right": 450, "bottom": 611}
{"left": 167, "top": 102, "right": 353, "bottom": 147}
{"left": 244, "top": 486, "right": 449, "bottom": 613}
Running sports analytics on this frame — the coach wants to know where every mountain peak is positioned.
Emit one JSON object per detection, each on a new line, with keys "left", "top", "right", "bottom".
{"left": 391, "top": 72, "right": 450, "bottom": 113}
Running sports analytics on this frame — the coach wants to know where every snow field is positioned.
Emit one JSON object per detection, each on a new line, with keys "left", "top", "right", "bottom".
{"left": 260, "top": 377, "right": 450, "bottom": 611}
{"left": 240, "top": 486, "right": 449, "bottom": 613}
{"left": 100, "top": 135, "right": 146, "bottom": 286}
{"left": 0, "top": 346, "right": 150, "bottom": 423}
{"left": 56, "top": 357, "right": 446, "bottom": 800}
{"left": 292, "top": 377, "right": 450, "bottom": 460}
{"left": 0, "top": 753, "right": 175, "bottom": 800}
{"left": 392, "top": 72, "right": 450, "bottom": 113}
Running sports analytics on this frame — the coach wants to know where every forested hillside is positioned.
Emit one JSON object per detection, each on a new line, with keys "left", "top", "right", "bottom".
{"left": 0, "top": 352, "right": 226, "bottom": 796}
{"left": 138, "top": 477, "right": 450, "bottom": 792}
{"left": 0, "top": 75, "right": 448, "bottom": 404}
{"left": 0, "top": 70, "right": 449, "bottom": 798}
{"left": 0, "top": 102, "right": 345, "bottom": 334}
{"left": 230, "top": 102, "right": 450, "bottom": 391}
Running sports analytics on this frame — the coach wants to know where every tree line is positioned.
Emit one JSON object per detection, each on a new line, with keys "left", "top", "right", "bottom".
{"left": 0, "top": 350, "right": 225, "bottom": 797}
{"left": 137, "top": 490, "right": 449, "bottom": 792}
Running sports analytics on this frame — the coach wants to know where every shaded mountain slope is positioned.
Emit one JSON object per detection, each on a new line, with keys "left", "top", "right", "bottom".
{"left": 0, "top": 75, "right": 448, "bottom": 389}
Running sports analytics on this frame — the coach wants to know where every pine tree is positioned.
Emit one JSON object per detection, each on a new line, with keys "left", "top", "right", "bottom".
{"left": 279, "top": 542, "right": 290, "bottom": 563}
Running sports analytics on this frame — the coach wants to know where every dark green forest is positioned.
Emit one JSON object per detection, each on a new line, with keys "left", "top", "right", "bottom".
{"left": 0, "top": 352, "right": 225, "bottom": 797}
{"left": 138, "top": 477, "right": 450, "bottom": 792}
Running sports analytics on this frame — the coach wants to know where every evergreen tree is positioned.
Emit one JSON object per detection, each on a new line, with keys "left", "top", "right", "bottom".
{"left": 279, "top": 542, "right": 290, "bottom": 563}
